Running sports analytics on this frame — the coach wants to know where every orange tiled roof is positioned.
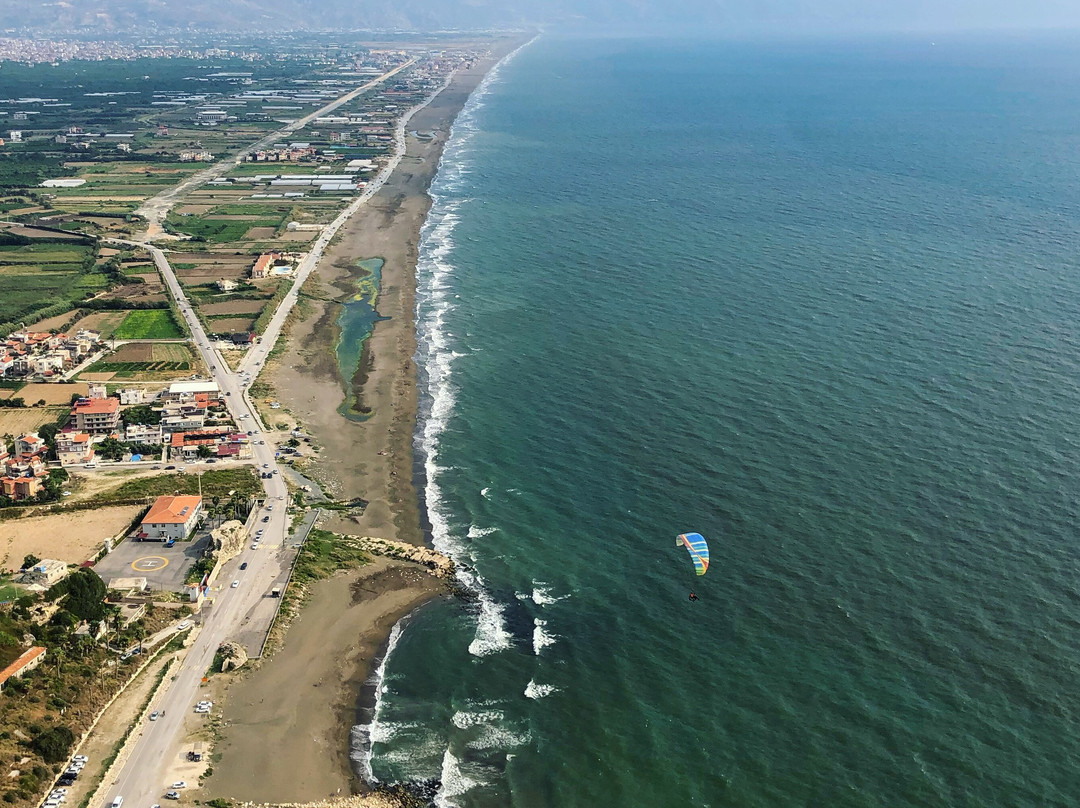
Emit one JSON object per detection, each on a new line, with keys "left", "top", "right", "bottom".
{"left": 142, "top": 495, "right": 202, "bottom": 525}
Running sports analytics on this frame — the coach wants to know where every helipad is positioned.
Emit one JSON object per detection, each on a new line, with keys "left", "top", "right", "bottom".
{"left": 131, "top": 556, "right": 169, "bottom": 572}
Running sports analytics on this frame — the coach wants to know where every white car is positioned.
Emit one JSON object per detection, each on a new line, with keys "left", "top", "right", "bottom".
{"left": 171, "top": 783, "right": 187, "bottom": 790}
{"left": 251, "top": 543, "right": 259, "bottom": 550}
{"left": 72, "top": 756, "right": 87, "bottom": 764}
{"left": 176, "top": 621, "right": 191, "bottom": 631}
{"left": 230, "top": 580, "right": 239, "bottom": 588}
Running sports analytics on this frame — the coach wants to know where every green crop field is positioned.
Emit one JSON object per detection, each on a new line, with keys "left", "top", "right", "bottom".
{"left": 112, "top": 309, "right": 185, "bottom": 339}
{"left": 0, "top": 242, "right": 109, "bottom": 328}
{"left": 165, "top": 214, "right": 283, "bottom": 242}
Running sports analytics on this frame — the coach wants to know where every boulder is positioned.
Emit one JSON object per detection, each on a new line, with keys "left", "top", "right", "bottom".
{"left": 219, "top": 640, "right": 248, "bottom": 672}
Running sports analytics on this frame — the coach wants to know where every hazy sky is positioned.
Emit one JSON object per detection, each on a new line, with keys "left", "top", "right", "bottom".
{"left": 562, "top": 0, "right": 1080, "bottom": 35}
{"left": 6, "top": 0, "right": 1080, "bottom": 34}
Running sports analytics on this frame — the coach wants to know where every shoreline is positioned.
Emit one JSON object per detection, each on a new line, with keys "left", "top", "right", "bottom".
{"left": 206, "top": 38, "right": 526, "bottom": 804}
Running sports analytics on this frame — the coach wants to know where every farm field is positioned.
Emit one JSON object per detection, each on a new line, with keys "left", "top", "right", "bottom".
{"left": 0, "top": 241, "right": 104, "bottom": 327}
{"left": 0, "top": 407, "right": 68, "bottom": 436}
{"left": 201, "top": 299, "right": 267, "bottom": 315}
{"left": 112, "top": 309, "right": 185, "bottom": 339}
{"left": 17, "top": 382, "right": 89, "bottom": 405}
{"left": 83, "top": 342, "right": 201, "bottom": 380}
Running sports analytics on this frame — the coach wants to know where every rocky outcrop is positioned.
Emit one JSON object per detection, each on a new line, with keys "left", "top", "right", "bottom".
{"left": 351, "top": 536, "right": 454, "bottom": 578}
{"left": 218, "top": 640, "right": 248, "bottom": 672}
{"left": 239, "top": 788, "right": 427, "bottom": 808}
{"left": 211, "top": 520, "right": 247, "bottom": 564}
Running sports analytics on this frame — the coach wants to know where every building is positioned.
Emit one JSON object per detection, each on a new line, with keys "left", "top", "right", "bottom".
{"left": 119, "top": 388, "right": 145, "bottom": 405}
{"left": 216, "top": 279, "right": 238, "bottom": 292}
{"left": 19, "top": 559, "right": 69, "bottom": 586}
{"left": 195, "top": 110, "right": 227, "bottom": 124}
{"left": 124, "top": 423, "right": 163, "bottom": 445}
{"left": 250, "top": 252, "right": 283, "bottom": 279}
{"left": 0, "top": 476, "right": 42, "bottom": 500}
{"left": 161, "top": 381, "right": 219, "bottom": 402}
{"left": 72, "top": 396, "right": 120, "bottom": 434}
{"left": 14, "top": 433, "right": 44, "bottom": 456}
{"left": 88, "top": 383, "right": 107, "bottom": 400}
{"left": 0, "top": 647, "right": 46, "bottom": 691}
{"left": 56, "top": 432, "right": 94, "bottom": 466}
{"left": 140, "top": 495, "right": 203, "bottom": 541}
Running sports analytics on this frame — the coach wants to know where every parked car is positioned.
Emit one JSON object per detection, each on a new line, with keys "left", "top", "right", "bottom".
{"left": 171, "top": 783, "right": 187, "bottom": 790}
{"left": 149, "top": 711, "right": 159, "bottom": 721}
{"left": 163, "top": 793, "right": 179, "bottom": 801}
{"left": 164, "top": 465, "right": 175, "bottom": 470}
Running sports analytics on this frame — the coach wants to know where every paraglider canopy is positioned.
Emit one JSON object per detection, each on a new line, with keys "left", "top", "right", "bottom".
{"left": 677, "top": 532, "right": 709, "bottom": 576}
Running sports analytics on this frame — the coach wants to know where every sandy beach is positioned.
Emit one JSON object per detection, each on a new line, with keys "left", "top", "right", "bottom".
{"left": 207, "top": 559, "right": 443, "bottom": 802}
{"left": 206, "top": 41, "right": 521, "bottom": 802}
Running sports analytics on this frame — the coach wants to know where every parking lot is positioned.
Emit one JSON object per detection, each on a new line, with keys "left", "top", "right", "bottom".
{"left": 93, "top": 533, "right": 212, "bottom": 593}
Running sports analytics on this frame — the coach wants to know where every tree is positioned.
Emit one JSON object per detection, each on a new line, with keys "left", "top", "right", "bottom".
{"left": 20, "top": 555, "right": 40, "bottom": 571}
{"left": 196, "top": 445, "right": 213, "bottom": 459}
{"left": 123, "top": 405, "right": 161, "bottom": 426}
{"left": 47, "top": 569, "right": 107, "bottom": 623}
{"left": 30, "top": 726, "right": 75, "bottom": 763}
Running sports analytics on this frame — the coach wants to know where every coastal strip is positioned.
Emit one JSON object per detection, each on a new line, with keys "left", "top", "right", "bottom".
{"left": 204, "top": 38, "right": 525, "bottom": 804}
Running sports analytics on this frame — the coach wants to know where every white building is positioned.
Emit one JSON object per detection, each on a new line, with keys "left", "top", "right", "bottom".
{"left": 119, "top": 388, "right": 145, "bottom": 405}
{"left": 161, "top": 381, "right": 219, "bottom": 402}
{"left": 140, "top": 495, "right": 203, "bottom": 541}
{"left": 124, "top": 423, "right": 163, "bottom": 445}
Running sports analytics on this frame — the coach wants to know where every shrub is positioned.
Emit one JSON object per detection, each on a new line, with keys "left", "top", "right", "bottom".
{"left": 30, "top": 725, "right": 75, "bottom": 763}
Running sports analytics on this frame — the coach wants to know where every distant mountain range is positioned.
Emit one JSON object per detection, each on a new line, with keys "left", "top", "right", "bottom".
{"left": 0, "top": 0, "right": 559, "bottom": 34}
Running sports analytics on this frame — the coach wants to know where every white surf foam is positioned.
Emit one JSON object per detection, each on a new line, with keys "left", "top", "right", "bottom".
{"left": 530, "top": 583, "right": 570, "bottom": 606}
{"left": 480, "top": 487, "right": 491, "bottom": 498}
{"left": 467, "top": 525, "right": 497, "bottom": 539}
{"left": 532, "top": 618, "right": 557, "bottom": 655}
{"left": 433, "top": 748, "right": 479, "bottom": 808}
{"left": 451, "top": 708, "right": 504, "bottom": 730}
{"left": 524, "top": 680, "right": 558, "bottom": 700}
{"left": 468, "top": 590, "right": 512, "bottom": 656}
{"left": 352, "top": 617, "right": 408, "bottom": 784}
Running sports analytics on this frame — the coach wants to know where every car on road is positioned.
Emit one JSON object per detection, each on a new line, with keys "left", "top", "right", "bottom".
{"left": 165, "top": 465, "right": 175, "bottom": 470}
{"left": 226, "top": 392, "right": 231, "bottom": 396}
{"left": 262, "top": 463, "right": 269, "bottom": 469}
{"left": 72, "top": 756, "right": 87, "bottom": 763}
{"left": 176, "top": 621, "right": 191, "bottom": 631}
{"left": 262, "top": 516, "right": 270, "bottom": 522}
{"left": 149, "top": 711, "right": 159, "bottom": 721}
{"left": 152, "top": 465, "right": 161, "bottom": 470}
{"left": 251, "top": 543, "right": 259, "bottom": 550}
{"left": 206, "top": 458, "right": 217, "bottom": 464}
{"left": 240, "top": 562, "right": 248, "bottom": 570}
{"left": 111, "top": 798, "right": 123, "bottom": 808}
{"left": 177, "top": 466, "right": 186, "bottom": 472}
{"left": 230, "top": 580, "right": 239, "bottom": 588}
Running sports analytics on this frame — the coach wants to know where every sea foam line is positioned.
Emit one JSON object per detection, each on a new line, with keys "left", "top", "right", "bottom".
{"left": 352, "top": 617, "right": 408, "bottom": 784}
{"left": 415, "top": 38, "right": 537, "bottom": 659}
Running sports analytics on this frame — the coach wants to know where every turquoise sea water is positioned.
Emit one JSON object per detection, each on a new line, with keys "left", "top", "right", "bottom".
{"left": 355, "top": 34, "right": 1080, "bottom": 806}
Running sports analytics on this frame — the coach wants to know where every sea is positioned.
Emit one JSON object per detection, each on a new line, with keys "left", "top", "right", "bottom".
{"left": 351, "top": 32, "right": 1080, "bottom": 807}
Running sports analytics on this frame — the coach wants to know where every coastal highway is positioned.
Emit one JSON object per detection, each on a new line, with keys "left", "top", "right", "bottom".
{"left": 101, "top": 240, "right": 296, "bottom": 808}
{"left": 134, "top": 58, "right": 416, "bottom": 237}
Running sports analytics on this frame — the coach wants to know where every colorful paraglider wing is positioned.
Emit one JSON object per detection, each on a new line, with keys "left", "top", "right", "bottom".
{"left": 677, "top": 532, "right": 710, "bottom": 576}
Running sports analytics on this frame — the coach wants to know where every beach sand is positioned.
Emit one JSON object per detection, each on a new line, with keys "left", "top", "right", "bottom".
{"left": 207, "top": 559, "right": 443, "bottom": 802}
{"left": 205, "top": 43, "right": 520, "bottom": 802}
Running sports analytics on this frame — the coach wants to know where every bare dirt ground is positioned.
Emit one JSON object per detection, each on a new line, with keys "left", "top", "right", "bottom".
{"left": 201, "top": 300, "right": 266, "bottom": 315}
{"left": 18, "top": 382, "right": 89, "bottom": 405}
{"left": 0, "top": 407, "right": 68, "bottom": 436}
{"left": 0, "top": 504, "right": 143, "bottom": 570}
